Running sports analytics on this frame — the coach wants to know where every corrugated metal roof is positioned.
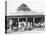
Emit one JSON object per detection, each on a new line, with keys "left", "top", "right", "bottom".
{"left": 17, "top": 3, "right": 31, "bottom": 11}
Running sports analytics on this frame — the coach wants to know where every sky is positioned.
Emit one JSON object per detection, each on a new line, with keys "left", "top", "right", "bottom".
{"left": 7, "top": 0, "right": 46, "bottom": 13}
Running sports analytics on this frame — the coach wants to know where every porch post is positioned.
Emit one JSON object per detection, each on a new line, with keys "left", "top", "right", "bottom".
{"left": 33, "top": 17, "right": 35, "bottom": 23}
{"left": 18, "top": 17, "right": 19, "bottom": 28}
{"left": 32, "top": 17, "right": 35, "bottom": 27}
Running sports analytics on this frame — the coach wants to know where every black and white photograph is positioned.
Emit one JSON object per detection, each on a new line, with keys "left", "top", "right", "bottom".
{"left": 5, "top": 0, "right": 46, "bottom": 35}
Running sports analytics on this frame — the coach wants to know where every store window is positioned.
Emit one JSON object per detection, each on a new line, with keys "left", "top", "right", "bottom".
{"left": 10, "top": 18, "right": 18, "bottom": 31}
{"left": 19, "top": 18, "right": 26, "bottom": 22}
{"left": 35, "top": 16, "right": 45, "bottom": 23}
{"left": 27, "top": 17, "right": 33, "bottom": 23}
